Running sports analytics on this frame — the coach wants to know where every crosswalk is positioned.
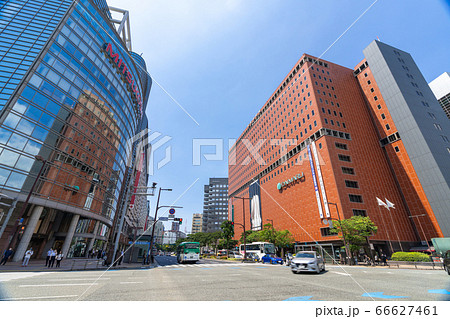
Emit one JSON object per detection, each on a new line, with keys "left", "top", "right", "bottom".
{"left": 157, "top": 263, "right": 282, "bottom": 268}
{"left": 0, "top": 272, "right": 51, "bottom": 282}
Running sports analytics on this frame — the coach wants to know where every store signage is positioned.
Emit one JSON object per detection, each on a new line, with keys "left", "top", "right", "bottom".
{"left": 102, "top": 43, "right": 143, "bottom": 115}
{"left": 277, "top": 172, "right": 305, "bottom": 190}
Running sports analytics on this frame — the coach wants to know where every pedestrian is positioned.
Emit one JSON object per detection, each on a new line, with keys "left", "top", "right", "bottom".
{"left": 118, "top": 250, "right": 124, "bottom": 265}
{"left": 374, "top": 254, "right": 379, "bottom": 265}
{"left": 45, "top": 248, "right": 53, "bottom": 266}
{"left": 0, "top": 248, "right": 14, "bottom": 265}
{"left": 142, "top": 253, "right": 147, "bottom": 265}
{"left": 48, "top": 249, "right": 57, "bottom": 268}
{"left": 382, "top": 253, "right": 388, "bottom": 266}
{"left": 22, "top": 247, "right": 33, "bottom": 266}
{"left": 56, "top": 251, "right": 63, "bottom": 268}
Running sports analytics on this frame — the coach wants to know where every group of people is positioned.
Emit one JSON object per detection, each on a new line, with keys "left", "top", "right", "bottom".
{"left": 362, "top": 252, "right": 388, "bottom": 266}
{"left": 45, "top": 248, "right": 63, "bottom": 268}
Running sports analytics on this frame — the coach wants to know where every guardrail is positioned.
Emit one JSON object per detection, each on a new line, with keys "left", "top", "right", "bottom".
{"left": 387, "top": 260, "right": 444, "bottom": 270}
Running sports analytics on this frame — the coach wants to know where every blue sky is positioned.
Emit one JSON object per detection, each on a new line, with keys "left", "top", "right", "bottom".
{"left": 106, "top": 0, "right": 450, "bottom": 232}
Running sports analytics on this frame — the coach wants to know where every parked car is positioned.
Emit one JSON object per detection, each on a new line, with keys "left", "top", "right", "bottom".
{"left": 245, "top": 252, "right": 260, "bottom": 262}
{"left": 443, "top": 250, "right": 450, "bottom": 275}
{"left": 261, "top": 254, "right": 284, "bottom": 265}
{"left": 290, "top": 251, "right": 325, "bottom": 274}
{"left": 228, "top": 251, "right": 243, "bottom": 259}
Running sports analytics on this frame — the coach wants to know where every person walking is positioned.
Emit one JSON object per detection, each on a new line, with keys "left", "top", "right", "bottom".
{"left": 45, "top": 248, "right": 53, "bottom": 266}
{"left": 381, "top": 253, "right": 388, "bottom": 266}
{"left": 0, "top": 248, "right": 14, "bottom": 265}
{"left": 48, "top": 249, "right": 57, "bottom": 268}
{"left": 56, "top": 251, "right": 63, "bottom": 268}
{"left": 22, "top": 248, "right": 33, "bottom": 266}
{"left": 118, "top": 250, "right": 124, "bottom": 266}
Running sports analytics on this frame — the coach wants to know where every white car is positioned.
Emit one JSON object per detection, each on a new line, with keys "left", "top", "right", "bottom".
{"left": 290, "top": 251, "right": 325, "bottom": 274}
{"left": 228, "top": 252, "right": 244, "bottom": 259}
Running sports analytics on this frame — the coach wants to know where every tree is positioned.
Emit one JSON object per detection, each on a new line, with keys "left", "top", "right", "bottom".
{"left": 275, "top": 229, "right": 294, "bottom": 258}
{"left": 330, "top": 216, "right": 378, "bottom": 260}
{"left": 220, "top": 220, "right": 235, "bottom": 252}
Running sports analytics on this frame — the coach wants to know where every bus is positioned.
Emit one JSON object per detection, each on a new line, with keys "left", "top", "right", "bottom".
{"left": 239, "top": 242, "right": 276, "bottom": 260}
{"left": 177, "top": 242, "right": 201, "bottom": 264}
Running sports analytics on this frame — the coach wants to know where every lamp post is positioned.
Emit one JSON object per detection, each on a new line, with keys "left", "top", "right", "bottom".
{"left": 266, "top": 219, "right": 274, "bottom": 228}
{"left": 233, "top": 196, "right": 251, "bottom": 261}
{"left": 408, "top": 214, "right": 431, "bottom": 252}
{"left": 148, "top": 188, "right": 184, "bottom": 264}
{"left": 5, "top": 155, "right": 46, "bottom": 252}
{"left": 328, "top": 202, "right": 351, "bottom": 265}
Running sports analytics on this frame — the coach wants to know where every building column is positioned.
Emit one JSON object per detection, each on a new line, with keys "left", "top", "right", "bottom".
{"left": 12, "top": 205, "right": 43, "bottom": 262}
{"left": 61, "top": 214, "right": 80, "bottom": 258}
{"left": 86, "top": 221, "right": 99, "bottom": 253}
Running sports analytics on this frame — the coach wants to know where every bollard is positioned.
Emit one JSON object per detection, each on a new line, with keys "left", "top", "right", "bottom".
{"left": 70, "top": 259, "right": 75, "bottom": 271}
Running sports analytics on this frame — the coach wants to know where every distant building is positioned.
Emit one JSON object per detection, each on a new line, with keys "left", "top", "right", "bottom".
{"left": 202, "top": 178, "right": 229, "bottom": 233}
{"left": 144, "top": 216, "right": 164, "bottom": 245}
{"left": 171, "top": 221, "right": 180, "bottom": 232}
{"left": 191, "top": 214, "right": 203, "bottom": 233}
{"left": 162, "top": 230, "right": 186, "bottom": 245}
{"left": 429, "top": 72, "right": 450, "bottom": 119}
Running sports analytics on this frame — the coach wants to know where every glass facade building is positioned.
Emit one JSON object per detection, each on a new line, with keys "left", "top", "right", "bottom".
{"left": 0, "top": 0, "right": 151, "bottom": 260}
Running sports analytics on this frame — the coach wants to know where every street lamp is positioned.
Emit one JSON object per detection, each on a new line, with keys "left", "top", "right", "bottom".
{"left": 266, "top": 219, "right": 274, "bottom": 228}
{"left": 408, "top": 214, "right": 431, "bottom": 252}
{"left": 233, "top": 196, "right": 251, "bottom": 261}
{"left": 148, "top": 187, "right": 183, "bottom": 264}
{"left": 327, "top": 202, "right": 351, "bottom": 265}
{"left": 4, "top": 155, "right": 47, "bottom": 252}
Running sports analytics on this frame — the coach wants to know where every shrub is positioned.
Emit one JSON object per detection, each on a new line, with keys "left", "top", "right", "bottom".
{"left": 391, "top": 252, "right": 431, "bottom": 262}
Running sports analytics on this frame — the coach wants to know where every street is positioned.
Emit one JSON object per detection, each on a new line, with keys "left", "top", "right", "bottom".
{"left": 0, "top": 256, "right": 449, "bottom": 301}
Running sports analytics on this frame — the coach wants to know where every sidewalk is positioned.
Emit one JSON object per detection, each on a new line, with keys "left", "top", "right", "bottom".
{"left": 0, "top": 258, "right": 158, "bottom": 272}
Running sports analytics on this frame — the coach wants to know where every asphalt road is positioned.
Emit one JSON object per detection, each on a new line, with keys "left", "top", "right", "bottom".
{"left": 0, "top": 256, "right": 449, "bottom": 301}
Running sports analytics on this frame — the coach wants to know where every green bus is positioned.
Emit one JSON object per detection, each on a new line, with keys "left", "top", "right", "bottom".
{"left": 177, "top": 242, "right": 200, "bottom": 264}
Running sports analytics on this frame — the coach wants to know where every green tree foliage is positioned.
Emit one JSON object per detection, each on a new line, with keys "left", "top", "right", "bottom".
{"left": 241, "top": 223, "right": 294, "bottom": 257}
{"left": 220, "top": 220, "right": 235, "bottom": 252}
{"left": 330, "top": 216, "right": 378, "bottom": 257}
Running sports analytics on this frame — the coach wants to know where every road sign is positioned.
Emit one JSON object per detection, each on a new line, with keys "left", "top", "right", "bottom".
{"left": 169, "top": 208, "right": 175, "bottom": 215}
{"left": 159, "top": 217, "right": 168, "bottom": 221}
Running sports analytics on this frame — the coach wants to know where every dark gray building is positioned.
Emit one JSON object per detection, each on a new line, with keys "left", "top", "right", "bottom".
{"left": 363, "top": 41, "right": 450, "bottom": 237}
{"left": 202, "top": 178, "right": 228, "bottom": 233}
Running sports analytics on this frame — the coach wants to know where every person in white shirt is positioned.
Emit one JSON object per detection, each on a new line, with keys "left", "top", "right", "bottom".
{"left": 45, "top": 248, "right": 53, "bottom": 266}
{"left": 22, "top": 248, "right": 33, "bottom": 266}
{"left": 48, "top": 249, "right": 57, "bottom": 268}
{"left": 56, "top": 251, "right": 63, "bottom": 268}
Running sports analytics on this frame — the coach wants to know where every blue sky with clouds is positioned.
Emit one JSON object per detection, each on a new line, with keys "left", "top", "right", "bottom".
{"left": 106, "top": 0, "right": 450, "bottom": 232}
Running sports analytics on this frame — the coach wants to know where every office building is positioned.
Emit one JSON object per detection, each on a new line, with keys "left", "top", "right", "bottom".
{"left": 429, "top": 72, "right": 450, "bottom": 119}
{"left": 229, "top": 40, "right": 449, "bottom": 256}
{"left": 202, "top": 178, "right": 228, "bottom": 233}
{"left": 0, "top": 0, "right": 151, "bottom": 261}
{"left": 191, "top": 213, "right": 203, "bottom": 233}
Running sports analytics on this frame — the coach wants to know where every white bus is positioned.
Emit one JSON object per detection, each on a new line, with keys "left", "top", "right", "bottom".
{"left": 239, "top": 242, "right": 276, "bottom": 260}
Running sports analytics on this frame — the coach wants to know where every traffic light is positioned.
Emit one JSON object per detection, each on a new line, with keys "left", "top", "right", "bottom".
{"left": 179, "top": 218, "right": 183, "bottom": 225}
{"left": 174, "top": 218, "right": 183, "bottom": 224}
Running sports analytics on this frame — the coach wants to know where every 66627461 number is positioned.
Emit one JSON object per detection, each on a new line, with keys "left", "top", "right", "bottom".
{"left": 375, "top": 306, "right": 438, "bottom": 316}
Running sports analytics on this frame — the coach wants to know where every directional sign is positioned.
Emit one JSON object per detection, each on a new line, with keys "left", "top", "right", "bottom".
{"left": 159, "top": 217, "right": 168, "bottom": 221}
{"left": 169, "top": 208, "right": 175, "bottom": 215}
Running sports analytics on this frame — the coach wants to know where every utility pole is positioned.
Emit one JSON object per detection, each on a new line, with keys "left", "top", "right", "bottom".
{"left": 233, "top": 196, "right": 250, "bottom": 261}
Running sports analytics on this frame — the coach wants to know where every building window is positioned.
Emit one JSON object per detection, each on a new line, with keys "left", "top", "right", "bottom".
{"left": 377, "top": 104, "right": 381, "bottom": 110}
{"left": 381, "top": 113, "right": 386, "bottom": 119}
{"left": 394, "top": 146, "right": 400, "bottom": 152}
{"left": 441, "top": 135, "right": 449, "bottom": 143}
{"left": 349, "top": 194, "right": 363, "bottom": 203}
{"left": 386, "top": 124, "right": 390, "bottom": 130}
{"left": 320, "top": 227, "right": 332, "bottom": 237}
{"left": 352, "top": 209, "right": 367, "bottom": 217}
{"left": 342, "top": 167, "right": 355, "bottom": 175}
{"left": 338, "top": 154, "right": 351, "bottom": 162}
{"left": 345, "top": 180, "right": 359, "bottom": 188}
{"left": 335, "top": 142, "right": 348, "bottom": 150}
{"left": 434, "top": 123, "right": 442, "bottom": 131}
{"left": 370, "top": 88, "right": 374, "bottom": 93}
{"left": 374, "top": 96, "right": 378, "bottom": 101}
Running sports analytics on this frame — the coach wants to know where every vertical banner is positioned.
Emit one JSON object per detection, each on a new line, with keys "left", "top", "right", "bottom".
{"left": 311, "top": 141, "right": 330, "bottom": 218}
{"left": 249, "top": 180, "right": 262, "bottom": 231}
{"left": 307, "top": 145, "right": 324, "bottom": 219}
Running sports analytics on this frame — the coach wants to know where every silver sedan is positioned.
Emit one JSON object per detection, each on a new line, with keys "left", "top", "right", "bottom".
{"left": 290, "top": 251, "right": 325, "bottom": 274}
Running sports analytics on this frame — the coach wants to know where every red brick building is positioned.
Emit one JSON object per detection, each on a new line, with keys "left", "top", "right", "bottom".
{"left": 228, "top": 41, "right": 449, "bottom": 257}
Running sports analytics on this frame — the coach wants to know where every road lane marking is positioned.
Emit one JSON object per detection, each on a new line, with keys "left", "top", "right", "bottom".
{"left": 49, "top": 278, "right": 111, "bottom": 281}
{"left": 19, "top": 283, "right": 99, "bottom": 287}
{"left": 330, "top": 271, "right": 352, "bottom": 276}
{"left": 120, "top": 282, "right": 143, "bottom": 284}
{"left": 0, "top": 295, "right": 78, "bottom": 301}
